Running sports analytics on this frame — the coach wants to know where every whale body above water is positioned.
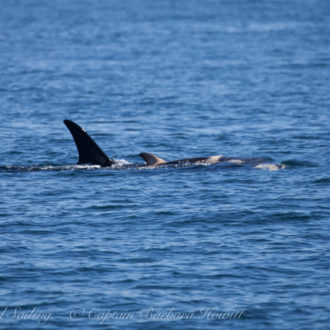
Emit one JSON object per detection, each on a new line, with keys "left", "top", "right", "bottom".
{"left": 64, "top": 119, "right": 284, "bottom": 171}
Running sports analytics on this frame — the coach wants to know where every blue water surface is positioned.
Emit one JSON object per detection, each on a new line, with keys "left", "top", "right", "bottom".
{"left": 0, "top": 0, "right": 330, "bottom": 329}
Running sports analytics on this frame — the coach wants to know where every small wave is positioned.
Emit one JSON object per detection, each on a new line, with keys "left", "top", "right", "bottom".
{"left": 313, "top": 177, "right": 330, "bottom": 184}
{"left": 247, "top": 22, "right": 297, "bottom": 32}
{"left": 0, "top": 164, "right": 101, "bottom": 172}
{"left": 281, "top": 159, "right": 318, "bottom": 168}
{"left": 225, "top": 22, "right": 297, "bottom": 34}
{"left": 86, "top": 204, "right": 130, "bottom": 210}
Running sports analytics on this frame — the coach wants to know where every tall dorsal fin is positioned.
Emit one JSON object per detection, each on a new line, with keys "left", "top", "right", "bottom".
{"left": 139, "top": 152, "right": 166, "bottom": 165}
{"left": 64, "top": 120, "right": 114, "bottom": 167}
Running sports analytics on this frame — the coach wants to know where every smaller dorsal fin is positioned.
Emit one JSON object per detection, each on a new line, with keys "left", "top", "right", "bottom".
{"left": 139, "top": 153, "right": 166, "bottom": 165}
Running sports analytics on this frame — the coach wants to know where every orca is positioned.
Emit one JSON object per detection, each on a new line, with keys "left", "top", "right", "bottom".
{"left": 64, "top": 120, "right": 283, "bottom": 170}
{"left": 64, "top": 119, "right": 230, "bottom": 167}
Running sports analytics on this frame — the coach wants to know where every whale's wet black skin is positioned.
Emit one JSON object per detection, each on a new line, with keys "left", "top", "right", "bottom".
{"left": 64, "top": 120, "right": 115, "bottom": 167}
{"left": 64, "top": 120, "right": 280, "bottom": 170}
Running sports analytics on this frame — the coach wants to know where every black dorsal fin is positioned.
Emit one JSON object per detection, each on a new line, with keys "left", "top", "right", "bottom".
{"left": 64, "top": 120, "right": 114, "bottom": 167}
{"left": 139, "top": 152, "right": 166, "bottom": 165}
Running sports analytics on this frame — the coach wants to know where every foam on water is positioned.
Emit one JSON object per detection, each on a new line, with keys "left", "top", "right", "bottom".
{"left": 0, "top": 160, "right": 287, "bottom": 172}
{"left": 254, "top": 163, "right": 286, "bottom": 171}
{"left": 227, "top": 159, "right": 244, "bottom": 165}
{"left": 0, "top": 164, "right": 101, "bottom": 172}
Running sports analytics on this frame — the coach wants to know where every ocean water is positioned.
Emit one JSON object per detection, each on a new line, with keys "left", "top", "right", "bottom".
{"left": 0, "top": 0, "right": 330, "bottom": 329}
